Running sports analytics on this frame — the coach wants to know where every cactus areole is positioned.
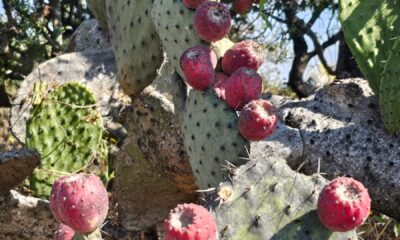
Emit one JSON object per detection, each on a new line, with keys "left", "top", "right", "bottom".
{"left": 317, "top": 176, "right": 371, "bottom": 232}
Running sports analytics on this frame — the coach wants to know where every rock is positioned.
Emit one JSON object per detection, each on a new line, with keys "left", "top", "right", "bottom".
{"left": 66, "top": 19, "right": 111, "bottom": 53}
{"left": 0, "top": 149, "right": 40, "bottom": 195}
{"left": 115, "top": 63, "right": 198, "bottom": 230}
{"left": 264, "top": 78, "right": 400, "bottom": 220}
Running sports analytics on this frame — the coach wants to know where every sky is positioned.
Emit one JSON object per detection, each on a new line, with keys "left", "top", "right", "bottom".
{"left": 0, "top": 1, "right": 340, "bottom": 86}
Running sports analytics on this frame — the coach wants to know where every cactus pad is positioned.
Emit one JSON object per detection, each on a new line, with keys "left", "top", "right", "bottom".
{"left": 210, "top": 143, "right": 358, "bottom": 239}
{"left": 339, "top": 0, "right": 400, "bottom": 94}
{"left": 182, "top": 89, "right": 249, "bottom": 190}
{"left": 379, "top": 38, "right": 400, "bottom": 133}
{"left": 106, "top": 0, "right": 164, "bottom": 95}
{"left": 26, "top": 82, "right": 105, "bottom": 197}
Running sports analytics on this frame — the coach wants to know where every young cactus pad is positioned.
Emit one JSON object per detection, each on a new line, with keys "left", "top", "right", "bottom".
{"left": 210, "top": 153, "right": 358, "bottom": 239}
{"left": 182, "top": 89, "right": 249, "bottom": 190}
{"left": 26, "top": 82, "right": 105, "bottom": 197}
{"left": 339, "top": 0, "right": 400, "bottom": 94}
{"left": 106, "top": 0, "right": 163, "bottom": 95}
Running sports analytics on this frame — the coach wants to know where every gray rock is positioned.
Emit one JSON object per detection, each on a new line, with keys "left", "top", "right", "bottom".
{"left": 66, "top": 19, "right": 111, "bottom": 52}
{"left": 0, "top": 149, "right": 40, "bottom": 195}
{"left": 264, "top": 78, "right": 400, "bottom": 220}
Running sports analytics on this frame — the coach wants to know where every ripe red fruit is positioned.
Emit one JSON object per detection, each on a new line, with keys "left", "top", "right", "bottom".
{"left": 164, "top": 203, "right": 218, "bottom": 240}
{"left": 213, "top": 72, "right": 229, "bottom": 99}
{"left": 49, "top": 173, "right": 109, "bottom": 233}
{"left": 317, "top": 177, "right": 371, "bottom": 232}
{"left": 180, "top": 45, "right": 218, "bottom": 90}
{"left": 54, "top": 224, "right": 75, "bottom": 240}
{"left": 194, "top": 2, "right": 231, "bottom": 42}
{"left": 221, "top": 40, "right": 264, "bottom": 75}
{"left": 238, "top": 99, "right": 277, "bottom": 141}
{"left": 232, "top": 0, "right": 253, "bottom": 15}
{"left": 224, "top": 67, "right": 262, "bottom": 110}
{"left": 183, "top": 0, "right": 207, "bottom": 9}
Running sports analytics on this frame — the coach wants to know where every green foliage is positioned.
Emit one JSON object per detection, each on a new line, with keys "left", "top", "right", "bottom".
{"left": 26, "top": 82, "right": 106, "bottom": 197}
{"left": 0, "top": 0, "right": 91, "bottom": 94}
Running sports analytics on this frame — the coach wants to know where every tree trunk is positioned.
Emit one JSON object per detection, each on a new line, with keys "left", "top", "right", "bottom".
{"left": 336, "top": 31, "right": 364, "bottom": 79}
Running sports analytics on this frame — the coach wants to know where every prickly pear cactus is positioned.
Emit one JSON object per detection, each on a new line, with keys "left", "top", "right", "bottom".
{"left": 210, "top": 142, "right": 358, "bottom": 239}
{"left": 182, "top": 89, "right": 249, "bottom": 190}
{"left": 106, "top": 0, "right": 164, "bottom": 95}
{"left": 379, "top": 38, "right": 400, "bottom": 133}
{"left": 86, "top": 0, "right": 108, "bottom": 30}
{"left": 26, "top": 82, "right": 106, "bottom": 197}
{"left": 151, "top": 0, "right": 233, "bottom": 78}
{"left": 339, "top": 0, "right": 400, "bottom": 94}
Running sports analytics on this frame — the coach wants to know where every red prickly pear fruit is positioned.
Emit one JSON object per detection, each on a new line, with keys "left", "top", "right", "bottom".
{"left": 180, "top": 45, "right": 218, "bottom": 90}
{"left": 183, "top": 0, "right": 208, "bottom": 9}
{"left": 194, "top": 2, "right": 231, "bottom": 42}
{"left": 238, "top": 99, "right": 277, "bottom": 141}
{"left": 213, "top": 72, "right": 229, "bottom": 99}
{"left": 164, "top": 203, "right": 218, "bottom": 240}
{"left": 54, "top": 224, "right": 75, "bottom": 240}
{"left": 317, "top": 176, "right": 371, "bottom": 232}
{"left": 224, "top": 67, "right": 262, "bottom": 110}
{"left": 232, "top": 0, "right": 253, "bottom": 15}
{"left": 221, "top": 40, "right": 264, "bottom": 75}
{"left": 49, "top": 173, "right": 109, "bottom": 233}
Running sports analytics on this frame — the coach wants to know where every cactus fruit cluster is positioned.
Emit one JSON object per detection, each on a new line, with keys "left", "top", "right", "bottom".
{"left": 339, "top": 0, "right": 400, "bottom": 133}
{"left": 26, "top": 82, "right": 106, "bottom": 197}
{"left": 50, "top": 173, "right": 108, "bottom": 239}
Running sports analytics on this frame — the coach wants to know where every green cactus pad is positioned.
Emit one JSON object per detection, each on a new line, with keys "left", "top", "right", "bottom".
{"left": 151, "top": 0, "right": 233, "bottom": 78}
{"left": 106, "top": 0, "right": 163, "bottom": 95}
{"left": 182, "top": 89, "right": 249, "bottom": 190}
{"left": 379, "top": 38, "right": 400, "bottom": 133}
{"left": 339, "top": 0, "right": 400, "bottom": 94}
{"left": 211, "top": 154, "right": 358, "bottom": 239}
{"left": 86, "top": 0, "right": 108, "bottom": 30}
{"left": 26, "top": 82, "right": 105, "bottom": 197}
